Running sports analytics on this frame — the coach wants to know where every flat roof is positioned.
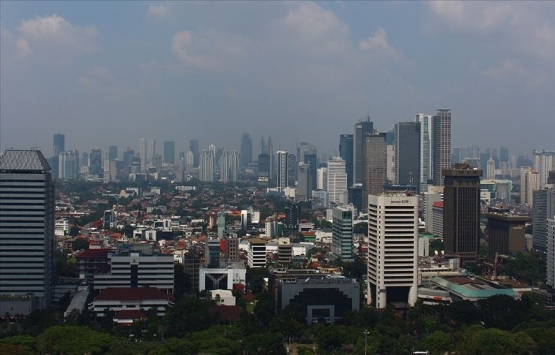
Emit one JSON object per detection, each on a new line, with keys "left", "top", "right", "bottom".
{"left": 431, "top": 276, "right": 517, "bottom": 299}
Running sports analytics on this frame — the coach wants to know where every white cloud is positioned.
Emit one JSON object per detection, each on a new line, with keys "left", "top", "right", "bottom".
{"left": 427, "top": 1, "right": 555, "bottom": 59}
{"left": 148, "top": 3, "right": 169, "bottom": 20}
{"left": 484, "top": 59, "right": 548, "bottom": 87}
{"left": 78, "top": 67, "right": 113, "bottom": 90}
{"left": 17, "top": 15, "right": 98, "bottom": 55}
{"left": 359, "top": 27, "right": 401, "bottom": 59}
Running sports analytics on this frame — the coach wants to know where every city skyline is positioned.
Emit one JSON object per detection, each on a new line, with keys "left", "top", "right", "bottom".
{"left": 1, "top": 2, "right": 554, "bottom": 156}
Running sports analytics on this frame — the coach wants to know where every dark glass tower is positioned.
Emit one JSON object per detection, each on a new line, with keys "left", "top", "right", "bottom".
{"left": 163, "top": 140, "right": 175, "bottom": 164}
{"left": 354, "top": 117, "right": 373, "bottom": 185}
{"left": 240, "top": 133, "right": 252, "bottom": 168}
{"left": 339, "top": 134, "right": 354, "bottom": 187}
{"left": 394, "top": 122, "right": 421, "bottom": 191}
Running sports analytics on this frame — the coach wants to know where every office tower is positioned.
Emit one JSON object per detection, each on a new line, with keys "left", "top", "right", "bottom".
{"left": 208, "top": 144, "right": 216, "bottom": 157}
{"left": 385, "top": 130, "right": 396, "bottom": 184}
{"left": 81, "top": 151, "right": 89, "bottom": 168}
{"left": 549, "top": 170, "right": 555, "bottom": 185}
{"left": 332, "top": 206, "right": 354, "bottom": 262}
{"left": 89, "top": 147, "right": 102, "bottom": 176}
{"left": 339, "top": 134, "right": 354, "bottom": 187}
{"left": 452, "top": 147, "right": 461, "bottom": 165}
{"left": 152, "top": 154, "right": 162, "bottom": 170}
{"left": 547, "top": 216, "right": 555, "bottom": 289}
{"left": 122, "top": 148, "right": 135, "bottom": 168}
{"left": 139, "top": 138, "right": 147, "bottom": 171}
{"left": 500, "top": 147, "right": 509, "bottom": 163}
{"left": 520, "top": 167, "right": 540, "bottom": 204}
{"left": 394, "top": 121, "right": 421, "bottom": 190}
{"left": 367, "top": 194, "right": 419, "bottom": 309}
{"left": 443, "top": 164, "right": 482, "bottom": 262}
{"left": 0, "top": 150, "right": 55, "bottom": 312}
{"left": 424, "top": 193, "right": 443, "bottom": 234}
{"left": 532, "top": 188, "right": 555, "bottom": 251}
{"left": 432, "top": 109, "right": 452, "bottom": 186}
{"left": 108, "top": 145, "right": 118, "bottom": 161}
{"left": 317, "top": 167, "right": 328, "bottom": 190}
{"left": 327, "top": 157, "right": 348, "bottom": 205}
{"left": 259, "top": 136, "right": 267, "bottom": 155}
{"left": 163, "top": 141, "right": 175, "bottom": 165}
{"left": 257, "top": 153, "right": 270, "bottom": 185}
{"left": 103, "top": 159, "right": 117, "bottom": 182}
{"left": 240, "top": 133, "right": 252, "bottom": 168}
{"left": 285, "top": 203, "right": 299, "bottom": 231}
{"left": 205, "top": 237, "right": 221, "bottom": 268}
{"left": 304, "top": 152, "right": 317, "bottom": 191}
{"left": 147, "top": 138, "right": 156, "bottom": 167}
{"left": 486, "top": 158, "right": 496, "bottom": 179}
{"left": 267, "top": 136, "right": 274, "bottom": 180}
{"left": 480, "top": 149, "right": 491, "bottom": 172}
{"left": 415, "top": 114, "right": 432, "bottom": 193}
{"left": 185, "top": 151, "right": 194, "bottom": 171}
{"left": 485, "top": 212, "right": 528, "bottom": 261}
{"left": 219, "top": 150, "right": 229, "bottom": 183}
{"left": 363, "top": 132, "right": 387, "bottom": 210}
{"left": 354, "top": 116, "right": 374, "bottom": 184}
{"left": 189, "top": 139, "right": 200, "bottom": 167}
{"left": 58, "top": 150, "right": 78, "bottom": 179}
{"left": 199, "top": 149, "right": 215, "bottom": 182}
{"left": 276, "top": 151, "right": 288, "bottom": 190}
{"left": 287, "top": 154, "right": 297, "bottom": 187}
{"left": 533, "top": 150, "right": 555, "bottom": 189}
{"left": 230, "top": 150, "right": 239, "bottom": 182}
{"left": 297, "top": 163, "right": 312, "bottom": 202}
{"left": 53, "top": 133, "right": 65, "bottom": 157}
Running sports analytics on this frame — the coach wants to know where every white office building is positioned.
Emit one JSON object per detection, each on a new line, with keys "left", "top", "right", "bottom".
{"left": 367, "top": 194, "right": 419, "bottom": 309}
{"left": 327, "top": 157, "right": 348, "bottom": 205}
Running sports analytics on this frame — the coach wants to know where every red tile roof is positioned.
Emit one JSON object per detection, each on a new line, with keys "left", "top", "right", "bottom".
{"left": 433, "top": 201, "right": 444, "bottom": 208}
{"left": 211, "top": 305, "right": 242, "bottom": 322}
{"left": 114, "top": 310, "right": 146, "bottom": 320}
{"left": 76, "top": 248, "right": 110, "bottom": 259}
{"left": 95, "top": 287, "right": 168, "bottom": 301}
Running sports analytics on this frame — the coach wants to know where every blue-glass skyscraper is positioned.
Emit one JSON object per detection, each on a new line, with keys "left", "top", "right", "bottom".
{"left": 339, "top": 134, "right": 354, "bottom": 187}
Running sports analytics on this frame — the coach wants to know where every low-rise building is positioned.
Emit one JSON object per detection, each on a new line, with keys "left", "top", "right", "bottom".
{"left": 199, "top": 262, "right": 246, "bottom": 292}
{"left": 89, "top": 287, "right": 173, "bottom": 318}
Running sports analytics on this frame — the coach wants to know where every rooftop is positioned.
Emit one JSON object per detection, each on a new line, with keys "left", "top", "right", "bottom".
{"left": 94, "top": 287, "right": 168, "bottom": 301}
{"left": 431, "top": 276, "right": 517, "bottom": 299}
{"left": 0, "top": 149, "right": 50, "bottom": 171}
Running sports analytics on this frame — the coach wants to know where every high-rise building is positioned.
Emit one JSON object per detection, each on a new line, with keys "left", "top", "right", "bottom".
{"left": 185, "top": 151, "right": 194, "bottom": 171}
{"left": 199, "top": 149, "right": 215, "bottom": 182}
{"left": 240, "top": 133, "right": 252, "bottom": 168}
{"left": 386, "top": 130, "right": 396, "bottom": 185}
{"left": 367, "top": 193, "right": 419, "bottom": 309}
{"left": 122, "top": 148, "right": 135, "bottom": 168}
{"left": 0, "top": 150, "right": 55, "bottom": 313}
{"left": 354, "top": 117, "right": 374, "bottom": 185}
{"left": 276, "top": 151, "right": 288, "bottom": 191}
{"left": 486, "top": 158, "right": 496, "bottom": 179}
{"left": 520, "top": 167, "right": 540, "bottom": 204}
{"left": 317, "top": 167, "right": 328, "bottom": 190}
{"left": 267, "top": 136, "right": 274, "bottom": 180}
{"left": 332, "top": 206, "right": 354, "bottom": 262}
{"left": 163, "top": 141, "right": 175, "bottom": 165}
{"left": 259, "top": 136, "right": 267, "bottom": 155}
{"left": 485, "top": 212, "right": 528, "bottom": 261}
{"left": 547, "top": 217, "right": 555, "bottom": 290}
{"left": 443, "top": 164, "right": 482, "bottom": 262}
{"left": 500, "top": 147, "right": 509, "bottom": 164}
{"left": 432, "top": 109, "right": 452, "bottom": 186}
{"left": 189, "top": 139, "right": 200, "bottom": 167}
{"left": 533, "top": 150, "right": 555, "bottom": 189}
{"left": 108, "top": 145, "right": 118, "bottom": 161}
{"left": 297, "top": 163, "right": 312, "bottom": 202}
{"left": 285, "top": 203, "right": 299, "bottom": 231}
{"left": 219, "top": 150, "right": 229, "bottom": 183}
{"left": 89, "top": 147, "right": 102, "bottom": 176}
{"left": 58, "top": 150, "right": 78, "bottom": 179}
{"left": 229, "top": 150, "right": 239, "bottom": 182}
{"left": 257, "top": 153, "right": 270, "bottom": 186}
{"left": 394, "top": 121, "right": 420, "bottom": 190}
{"left": 339, "top": 134, "right": 354, "bottom": 188}
{"left": 147, "top": 138, "right": 156, "bottom": 167}
{"left": 287, "top": 154, "right": 297, "bottom": 187}
{"left": 304, "top": 152, "right": 317, "bottom": 191}
{"left": 363, "top": 132, "right": 387, "bottom": 210}
{"left": 532, "top": 188, "right": 555, "bottom": 252}
{"left": 139, "top": 138, "right": 147, "bottom": 171}
{"left": 327, "top": 157, "right": 348, "bottom": 205}
{"left": 53, "top": 133, "right": 65, "bottom": 157}
{"left": 415, "top": 114, "right": 432, "bottom": 193}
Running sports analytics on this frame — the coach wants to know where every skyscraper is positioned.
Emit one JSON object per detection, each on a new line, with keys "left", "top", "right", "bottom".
{"left": 257, "top": 153, "right": 270, "bottom": 185}
{"left": 432, "top": 109, "right": 452, "bottom": 186}
{"left": 327, "top": 157, "right": 348, "bottom": 205}
{"left": 332, "top": 206, "right": 354, "bottom": 262}
{"left": 0, "top": 150, "right": 55, "bottom": 312}
{"left": 240, "top": 133, "right": 252, "bottom": 168}
{"left": 486, "top": 158, "right": 496, "bottom": 179}
{"left": 267, "top": 136, "right": 274, "bottom": 180}
{"left": 287, "top": 154, "right": 297, "bottom": 187}
{"left": 89, "top": 147, "right": 102, "bottom": 176}
{"left": 58, "top": 150, "right": 78, "bottom": 179}
{"left": 520, "top": 167, "right": 540, "bottom": 204}
{"left": 354, "top": 117, "right": 374, "bottom": 185}
{"left": 533, "top": 150, "right": 555, "bottom": 189}
{"left": 532, "top": 188, "right": 555, "bottom": 252}
{"left": 394, "top": 121, "right": 421, "bottom": 190}
{"left": 199, "top": 149, "right": 215, "bottom": 182}
{"left": 219, "top": 150, "right": 229, "bottom": 183}
{"left": 276, "top": 151, "right": 289, "bottom": 191}
{"left": 443, "top": 164, "right": 482, "bottom": 262}
{"left": 147, "top": 138, "right": 156, "bottom": 168}
{"left": 415, "top": 114, "right": 432, "bottom": 193}
{"left": 163, "top": 141, "right": 175, "bottom": 165}
{"left": 363, "top": 132, "right": 387, "bottom": 210}
{"left": 139, "top": 138, "right": 147, "bottom": 172}
{"left": 229, "top": 150, "right": 239, "bottom": 182}
{"left": 367, "top": 193, "right": 419, "bottom": 309}
{"left": 53, "top": 133, "right": 65, "bottom": 157}
{"left": 304, "top": 152, "right": 317, "bottom": 191}
{"left": 108, "top": 145, "right": 118, "bottom": 161}
{"left": 259, "top": 136, "right": 267, "bottom": 155}
{"left": 189, "top": 139, "right": 200, "bottom": 167}
{"left": 339, "top": 134, "right": 354, "bottom": 188}
{"left": 296, "top": 163, "right": 312, "bottom": 202}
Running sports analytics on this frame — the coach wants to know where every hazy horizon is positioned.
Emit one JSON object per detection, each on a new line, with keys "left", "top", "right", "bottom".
{"left": 1, "top": 1, "right": 554, "bottom": 158}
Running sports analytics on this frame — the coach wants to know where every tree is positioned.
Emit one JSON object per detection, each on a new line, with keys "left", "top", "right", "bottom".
{"left": 36, "top": 326, "right": 114, "bottom": 355}
{"left": 69, "top": 225, "right": 81, "bottom": 237}
{"left": 422, "top": 331, "right": 454, "bottom": 355}
{"left": 72, "top": 238, "right": 89, "bottom": 251}
{"left": 163, "top": 296, "right": 215, "bottom": 337}
{"left": 173, "top": 263, "right": 191, "bottom": 301}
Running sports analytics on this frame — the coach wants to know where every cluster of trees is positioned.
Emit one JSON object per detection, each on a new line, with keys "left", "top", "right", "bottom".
{"left": 504, "top": 251, "right": 547, "bottom": 286}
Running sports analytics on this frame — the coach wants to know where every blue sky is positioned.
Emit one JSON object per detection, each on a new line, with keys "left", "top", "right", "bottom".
{"left": 1, "top": 1, "right": 554, "bottom": 158}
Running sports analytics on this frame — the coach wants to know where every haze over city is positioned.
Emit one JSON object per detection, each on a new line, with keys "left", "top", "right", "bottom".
{"left": 1, "top": 1, "right": 554, "bottom": 155}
